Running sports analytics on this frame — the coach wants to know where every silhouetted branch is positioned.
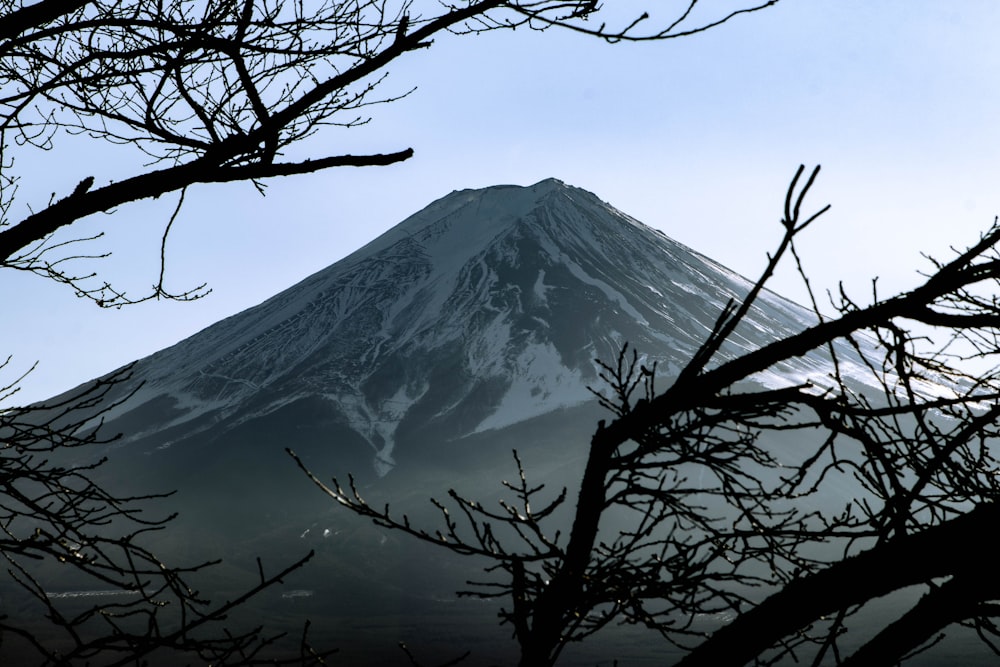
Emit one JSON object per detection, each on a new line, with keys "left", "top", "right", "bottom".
{"left": 0, "top": 370, "right": 335, "bottom": 664}
{"left": 0, "top": 0, "right": 773, "bottom": 306}
{"left": 305, "top": 165, "right": 1000, "bottom": 665}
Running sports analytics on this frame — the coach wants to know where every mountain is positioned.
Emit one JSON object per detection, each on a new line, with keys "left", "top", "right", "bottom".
{"left": 84, "top": 178, "right": 837, "bottom": 481}
{"left": 36, "top": 178, "right": 879, "bottom": 665}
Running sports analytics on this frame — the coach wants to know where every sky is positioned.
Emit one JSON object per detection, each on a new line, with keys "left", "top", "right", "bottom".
{"left": 4, "top": 0, "right": 1000, "bottom": 405}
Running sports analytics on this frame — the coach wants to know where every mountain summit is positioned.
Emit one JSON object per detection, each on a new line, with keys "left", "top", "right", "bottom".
{"left": 88, "top": 178, "right": 818, "bottom": 477}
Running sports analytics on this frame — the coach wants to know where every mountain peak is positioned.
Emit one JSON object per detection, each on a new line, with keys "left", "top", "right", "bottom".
{"left": 451, "top": 177, "right": 569, "bottom": 199}
{"left": 530, "top": 176, "right": 565, "bottom": 187}
{"left": 337, "top": 178, "right": 597, "bottom": 278}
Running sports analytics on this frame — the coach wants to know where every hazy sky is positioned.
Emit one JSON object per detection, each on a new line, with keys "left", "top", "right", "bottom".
{"left": 5, "top": 1, "right": 1000, "bottom": 404}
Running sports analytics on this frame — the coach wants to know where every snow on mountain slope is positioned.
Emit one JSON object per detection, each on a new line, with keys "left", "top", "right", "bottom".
{"left": 83, "top": 178, "right": 860, "bottom": 475}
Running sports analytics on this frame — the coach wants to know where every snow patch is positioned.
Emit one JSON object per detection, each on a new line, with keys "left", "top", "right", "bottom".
{"left": 466, "top": 314, "right": 513, "bottom": 376}
{"left": 533, "top": 269, "right": 553, "bottom": 305}
{"left": 475, "top": 341, "right": 592, "bottom": 433}
{"left": 329, "top": 382, "right": 429, "bottom": 477}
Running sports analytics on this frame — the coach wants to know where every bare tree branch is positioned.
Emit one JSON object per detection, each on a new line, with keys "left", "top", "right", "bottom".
{"left": 302, "top": 165, "right": 1000, "bottom": 665}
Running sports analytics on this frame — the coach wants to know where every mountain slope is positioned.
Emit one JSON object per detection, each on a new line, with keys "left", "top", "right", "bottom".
{"left": 88, "top": 178, "right": 838, "bottom": 479}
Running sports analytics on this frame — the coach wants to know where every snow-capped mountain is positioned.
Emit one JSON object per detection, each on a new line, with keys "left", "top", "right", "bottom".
{"left": 31, "top": 178, "right": 902, "bottom": 665}
{"left": 80, "top": 178, "right": 843, "bottom": 479}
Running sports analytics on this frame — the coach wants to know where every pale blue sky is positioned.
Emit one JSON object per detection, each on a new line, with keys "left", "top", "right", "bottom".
{"left": 5, "top": 1, "right": 1000, "bottom": 404}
